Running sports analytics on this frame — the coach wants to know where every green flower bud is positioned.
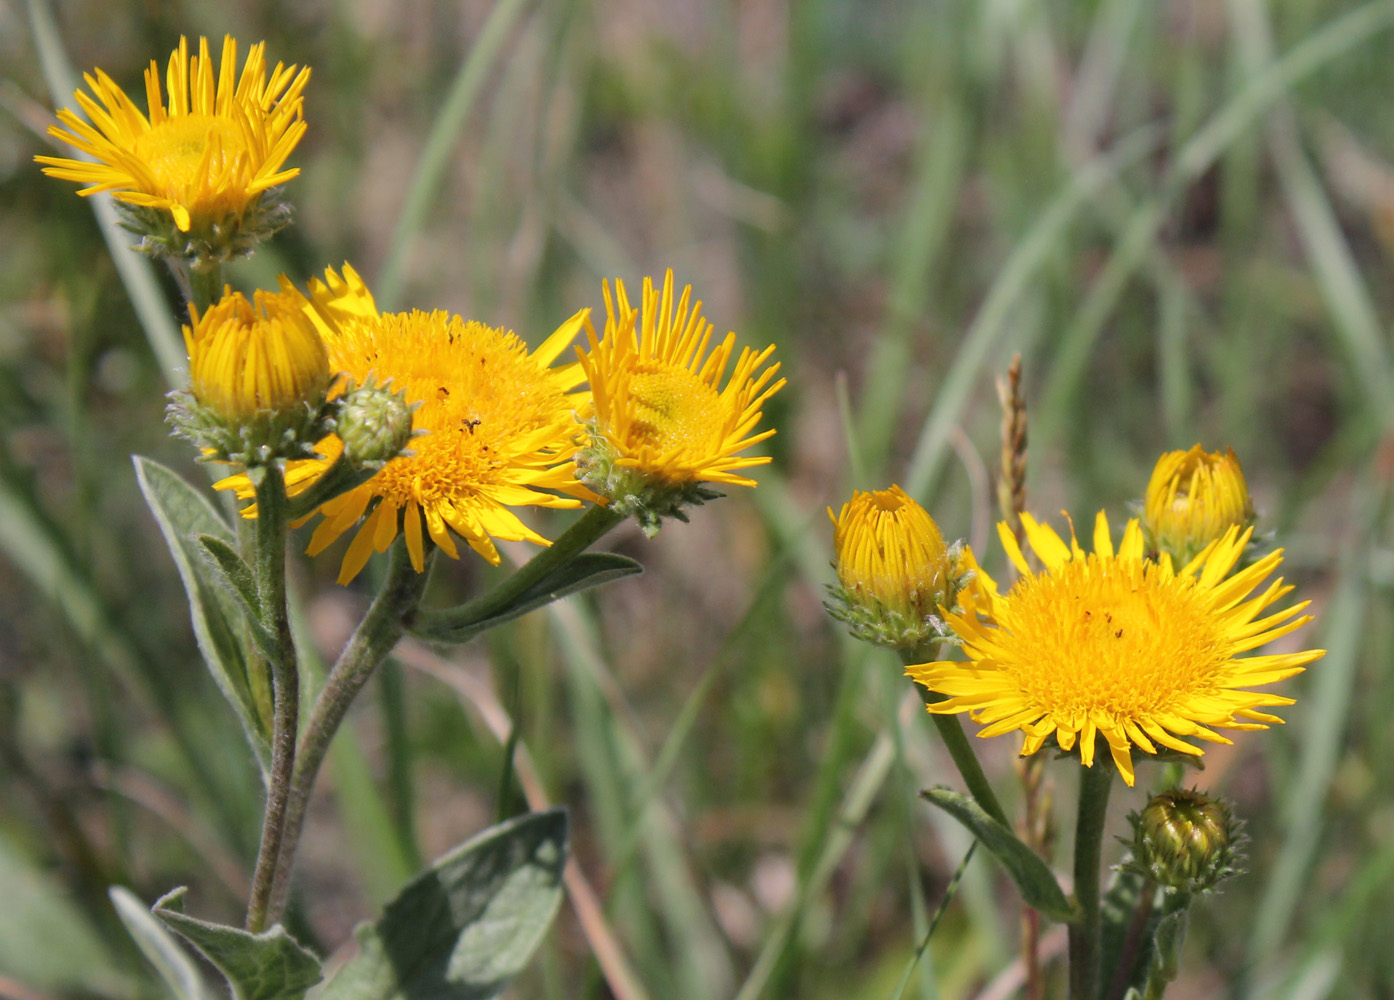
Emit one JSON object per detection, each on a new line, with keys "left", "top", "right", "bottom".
{"left": 1127, "top": 788, "right": 1244, "bottom": 894}
{"left": 335, "top": 379, "right": 416, "bottom": 469}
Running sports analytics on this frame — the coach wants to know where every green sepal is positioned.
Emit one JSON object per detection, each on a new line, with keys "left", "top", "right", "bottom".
{"left": 110, "top": 887, "right": 209, "bottom": 1000}
{"left": 151, "top": 888, "right": 322, "bottom": 1000}
{"left": 133, "top": 456, "right": 271, "bottom": 773}
{"left": 313, "top": 810, "right": 568, "bottom": 1000}
{"left": 118, "top": 189, "right": 293, "bottom": 270}
{"left": 196, "top": 534, "right": 278, "bottom": 659}
{"left": 920, "top": 786, "right": 1075, "bottom": 921}
{"left": 409, "top": 553, "right": 642, "bottom": 644}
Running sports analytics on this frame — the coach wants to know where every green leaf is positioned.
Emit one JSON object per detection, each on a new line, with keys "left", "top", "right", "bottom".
{"left": 110, "top": 887, "right": 209, "bottom": 1000}
{"left": 1099, "top": 866, "right": 1157, "bottom": 997}
{"left": 152, "top": 888, "right": 323, "bottom": 1000}
{"left": 0, "top": 835, "right": 129, "bottom": 994}
{"left": 315, "top": 810, "right": 569, "bottom": 1000}
{"left": 133, "top": 456, "right": 271, "bottom": 772}
{"left": 197, "top": 534, "right": 278, "bottom": 659}
{"left": 410, "top": 553, "right": 642, "bottom": 644}
{"left": 920, "top": 787, "right": 1075, "bottom": 921}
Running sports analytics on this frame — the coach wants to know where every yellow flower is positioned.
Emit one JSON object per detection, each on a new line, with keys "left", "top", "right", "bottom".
{"left": 907, "top": 512, "right": 1323, "bottom": 787}
{"left": 184, "top": 279, "right": 329, "bottom": 423}
{"left": 1143, "top": 445, "right": 1255, "bottom": 563}
{"left": 36, "top": 36, "right": 308, "bottom": 252}
{"left": 168, "top": 278, "right": 331, "bottom": 463}
{"left": 827, "top": 486, "right": 957, "bottom": 650}
{"left": 218, "top": 265, "right": 591, "bottom": 585}
{"left": 573, "top": 271, "right": 785, "bottom": 533}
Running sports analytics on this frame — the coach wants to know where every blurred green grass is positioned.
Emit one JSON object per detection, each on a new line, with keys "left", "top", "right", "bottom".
{"left": 2, "top": 0, "right": 1393, "bottom": 997}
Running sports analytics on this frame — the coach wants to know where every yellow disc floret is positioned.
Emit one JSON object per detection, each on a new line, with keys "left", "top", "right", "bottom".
{"left": 907, "top": 511, "right": 1323, "bottom": 786}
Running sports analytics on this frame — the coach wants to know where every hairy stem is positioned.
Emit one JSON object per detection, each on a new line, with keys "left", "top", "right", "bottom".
{"left": 1069, "top": 759, "right": 1115, "bottom": 1000}
{"left": 266, "top": 540, "right": 431, "bottom": 922}
{"left": 410, "top": 504, "right": 625, "bottom": 637}
{"left": 908, "top": 677, "right": 1010, "bottom": 827}
{"left": 244, "top": 466, "right": 297, "bottom": 933}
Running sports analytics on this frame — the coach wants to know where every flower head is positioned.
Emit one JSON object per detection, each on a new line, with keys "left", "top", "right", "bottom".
{"left": 1144, "top": 445, "right": 1255, "bottom": 564}
{"left": 907, "top": 512, "right": 1324, "bottom": 786}
{"left": 36, "top": 36, "right": 309, "bottom": 264}
{"left": 826, "top": 485, "right": 961, "bottom": 651}
{"left": 574, "top": 271, "right": 785, "bottom": 535}
{"left": 169, "top": 278, "right": 331, "bottom": 463}
{"left": 217, "top": 265, "right": 591, "bottom": 584}
{"left": 1125, "top": 787, "right": 1244, "bottom": 894}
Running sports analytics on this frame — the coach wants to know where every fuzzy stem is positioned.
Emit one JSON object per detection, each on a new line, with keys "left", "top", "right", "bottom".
{"left": 244, "top": 466, "right": 297, "bottom": 933}
{"left": 1069, "top": 760, "right": 1115, "bottom": 1000}
{"left": 410, "top": 504, "right": 625, "bottom": 638}
{"left": 184, "top": 262, "right": 224, "bottom": 316}
{"left": 908, "top": 677, "right": 1010, "bottom": 828}
{"left": 266, "top": 540, "right": 431, "bottom": 922}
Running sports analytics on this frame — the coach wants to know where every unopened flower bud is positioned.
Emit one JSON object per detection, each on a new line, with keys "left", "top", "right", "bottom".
{"left": 335, "top": 380, "right": 416, "bottom": 469}
{"left": 1143, "top": 445, "right": 1254, "bottom": 564}
{"left": 1128, "top": 788, "right": 1243, "bottom": 894}
{"left": 168, "top": 278, "right": 333, "bottom": 465}
{"left": 825, "top": 485, "right": 963, "bottom": 652}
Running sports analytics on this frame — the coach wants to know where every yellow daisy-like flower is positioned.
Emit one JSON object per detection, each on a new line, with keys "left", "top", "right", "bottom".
{"left": 1143, "top": 444, "right": 1255, "bottom": 563}
{"left": 907, "top": 512, "right": 1324, "bottom": 787}
{"left": 36, "top": 36, "right": 308, "bottom": 249}
{"left": 573, "top": 271, "right": 785, "bottom": 532}
{"left": 217, "top": 265, "right": 592, "bottom": 585}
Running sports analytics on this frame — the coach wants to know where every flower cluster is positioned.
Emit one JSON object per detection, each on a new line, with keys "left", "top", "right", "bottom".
{"left": 41, "top": 38, "right": 784, "bottom": 586}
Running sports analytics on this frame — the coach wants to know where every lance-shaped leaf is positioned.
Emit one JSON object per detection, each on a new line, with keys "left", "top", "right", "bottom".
{"left": 196, "top": 534, "right": 277, "bottom": 661}
{"left": 409, "top": 553, "right": 641, "bottom": 644}
{"left": 152, "top": 888, "right": 322, "bottom": 1000}
{"left": 133, "top": 456, "right": 270, "bottom": 771}
{"left": 921, "top": 787, "right": 1074, "bottom": 921}
{"left": 110, "top": 887, "right": 209, "bottom": 1000}
{"left": 315, "top": 810, "right": 568, "bottom": 1000}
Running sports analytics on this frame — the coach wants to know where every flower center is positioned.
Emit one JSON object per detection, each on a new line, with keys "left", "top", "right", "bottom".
{"left": 626, "top": 364, "right": 722, "bottom": 456}
{"left": 327, "top": 311, "right": 568, "bottom": 507}
{"left": 870, "top": 489, "right": 906, "bottom": 512}
{"left": 133, "top": 115, "right": 245, "bottom": 194}
{"left": 996, "top": 558, "right": 1229, "bottom": 720}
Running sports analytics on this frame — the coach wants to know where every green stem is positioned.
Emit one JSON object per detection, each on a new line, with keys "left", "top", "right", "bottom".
{"left": 410, "top": 503, "right": 625, "bottom": 637}
{"left": 909, "top": 678, "right": 1010, "bottom": 828}
{"left": 244, "top": 466, "right": 297, "bottom": 933}
{"left": 266, "top": 541, "right": 432, "bottom": 921}
{"left": 184, "top": 262, "right": 224, "bottom": 315}
{"left": 1069, "top": 758, "right": 1115, "bottom": 1000}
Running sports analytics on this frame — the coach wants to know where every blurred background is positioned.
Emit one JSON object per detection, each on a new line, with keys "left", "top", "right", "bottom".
{"left": 1, "top": 0, "right": 1392, "bottom": 997}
